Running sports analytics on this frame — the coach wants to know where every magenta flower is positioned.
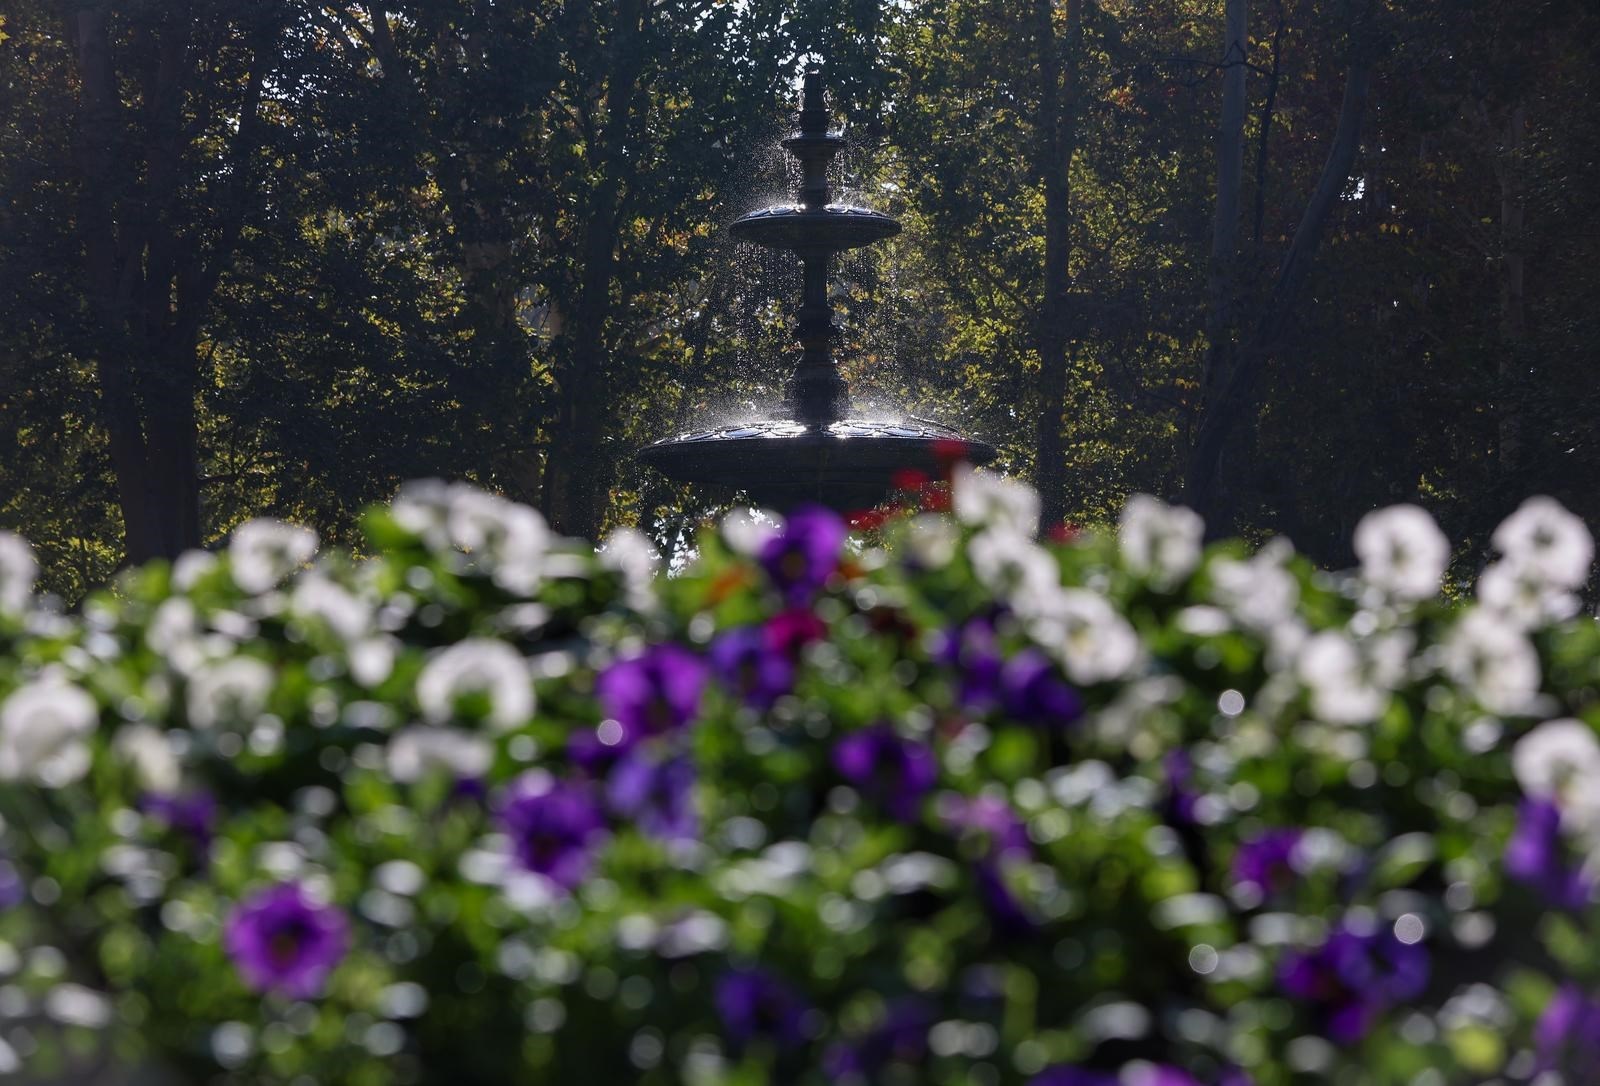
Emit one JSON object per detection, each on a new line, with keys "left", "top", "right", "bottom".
{"left": 1279, "top": 922, "right": 1430, "bottom": 1042}
{"left": 606, "top": 752, "right": 697, "bottom": 841}
{"left": 1231, "top": 828, "right": 1303, "bottom": 898}
{"left": 223, "top": 883, "right": 350, "bottom": 999}
{"left": 1506, "top": 798, "right": 1592, "bottom": 908}
{"left": 595, "top": 644, "right": 707, "bottom": 747}
{"left": 714, "top": 966, "right": 811, "bottom": 1050}
{"left": 496, "top": 774, "right": 607, "bottom": 890}
{"left": 832, "top": 724, "right": 938, "bottom": 822}
{"left": 759, "top": 505, "right": 846, "bottom": 602}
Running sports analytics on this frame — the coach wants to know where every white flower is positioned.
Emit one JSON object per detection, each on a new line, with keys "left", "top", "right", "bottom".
{"left": 720, "top": 508, "right": 781, "bottom": 557}
{"left": 0, "top": 678, "right": 99, "bottom": 787}
{"left": 387, "top": 726, "right": 493, "bottom": 783}
{"left": 904, "top": 513, "right": 959, "bottom": 569}
{"left": 968, "top": 529, "right": 1060, "bottom": 608}
{"left": 415, "top": 639, "right": 533, "bottom": 731}
{"left": 171, "top": 550, "right": 218, "bottom": 592}
{"left": 1492, "top": 497, "right": 1594, "bottom": 590}
{"left": 291, "top": 574, "right": 373, "bottom": 641}
{"left": 1476, "top": 560, "right": 1580, "bottom": 630}
{"left": 1296, "top": 630, "right": 1410, "bottom": 725}
{"left": 599, "top": 528, "right": 659, "bottom": 610}
{"left": 952, "top": 465, "right": 1041, "bottom": 537}
{"left": 1353, "top": 504, "right": 1450, "bottom": 602}
{"left": 229, "top": 520, "right": 318, "bottom": 595}
{"left": 448, "top": 488, "right": 551, "bottom": 594}
{"left": 1209, "top": 538, "right": 1299, "bottom": 632}
{"left": 349, "top": 636, "right": 398, "bottom": 688}
{"left": 0, "top": 532, "right": 38, "bottom": 616}
{"left": 1441, "top": 608, "right": 1541, "bottom": 716}
{"left": 113, "top": 724, "right": 181, "bottom": 793}
{"left": 1031, "top": 589, "right": 1142, "bottom": 684}
{"left": 1119, "top": 495, "right": 1204, "bottom": 588}
{"left": 1513, "top": 719, "right": 1600, "bottom": 830}
{"left": 391, "top": 479, "right": 455, "bottom": 550}
{"left": 186, "top": 656, "right": 274, "bottom": 729}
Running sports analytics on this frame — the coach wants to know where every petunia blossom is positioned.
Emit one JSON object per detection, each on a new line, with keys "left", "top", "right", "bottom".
{"left": 595, "top": 644, "right": 708, "bottom": 747}
{"left": 223, "top": 882, "right": 349, "bottom": 999}
{"left": 833, "top": 724, "right": 938, "bottom": 823}
{"left": 496, "top": 774, "right": 607, "bottom": 890}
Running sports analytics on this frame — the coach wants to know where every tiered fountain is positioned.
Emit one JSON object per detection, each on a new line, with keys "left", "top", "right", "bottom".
{"left": 638, "top": 66, "right": 996, "bottom": 511}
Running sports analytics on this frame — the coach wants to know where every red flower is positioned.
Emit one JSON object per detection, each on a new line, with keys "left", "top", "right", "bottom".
{"left": 892, "top": 468, "right": 929, "bottom": 492}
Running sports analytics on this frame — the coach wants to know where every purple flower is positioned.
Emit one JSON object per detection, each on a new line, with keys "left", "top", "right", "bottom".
{"left": 832, "top": 725, "right": 938, "bottom": 822}
{"left": 1506, "top": 798, "right": 1593, "bottom": 909}
{"left": 715, "top": 967, "right": 810, "bottom": 1050}
{"left": 759, "top": 506, "right": 846, "bottom": 603}
{"left": 496, "top": 774, "right": 607, "bottom": 890}
{"left": 824, "top": 998, "right": 931, "bottom": 1078}
{"left": 1028, "top": 1069, "right": 1119, "bottom": 1086}
{"left": 1000, "top": 650, "right": 1084, "bottom": 726}
{"left": 141, "top": 790, "right": 218, "bottom": 847}
{"left": 942, "top": 794, "right": 1034, "bottom": 932}
{"left": 1232, "top": 828, "right": 1303, "bottom": 898}
{"left": 1279, "top": 922, "right": 1430, "bottom": 1042}
{"left": 222, "top": 883, "right": 349, "bottom": 999}
{"left": 0, "top": 854, "right": 23, "bottom": 911}
{"left": 607, "top": 752, "right": 697, "bottom": 841}
{"left": 936, "top": 616, "right": 1004, "bottom": 711}
{"left": 1534, "top": 983, "right": 1600, "bottom": 1074}
{"left": 595, "top": 644, "right": 708, "bottom": 747}
{"left": 711, "top": 628, "right": 796, "bottom": 709}
{"left": 764, "top": 608, "right": 827, "bottom": 655}
{"left": 1163, "top": 749, "right": 1202, "bottom": 827}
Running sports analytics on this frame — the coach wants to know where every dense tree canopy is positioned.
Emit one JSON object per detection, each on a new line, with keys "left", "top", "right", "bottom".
{"left": 2, "top": 0, "right": 1597, "bottom": 598}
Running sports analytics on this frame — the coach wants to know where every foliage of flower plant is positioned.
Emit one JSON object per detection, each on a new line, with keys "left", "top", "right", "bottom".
{"left": 0, "top": 472, "right": 1597, "bottom": 1085}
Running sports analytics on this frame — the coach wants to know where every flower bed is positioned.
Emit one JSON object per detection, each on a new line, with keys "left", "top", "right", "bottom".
{"left": 0, "top": 473, "right": 1596, "bottom": 1084}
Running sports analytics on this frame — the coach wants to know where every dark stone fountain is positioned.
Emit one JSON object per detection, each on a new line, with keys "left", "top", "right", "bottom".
{"left": 638, "top": 67, "right": 996, "bottom": 511}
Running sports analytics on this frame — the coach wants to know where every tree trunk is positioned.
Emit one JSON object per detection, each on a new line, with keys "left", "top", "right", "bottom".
{"left": 1496, "top": 102, "right": 1526, "bottom": 477}
{"left": 1184, "top": 55, "right": 1374, "bottom": 525}
{"left": 1031, "top": 0, "right": 1080, "bottom": 531}
{"left": 1191, "top": 0, "right": 1249, "bottom": 520}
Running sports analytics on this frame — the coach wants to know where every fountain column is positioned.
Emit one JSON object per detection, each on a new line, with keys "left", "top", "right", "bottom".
{"left": 788, "top": 69, "right": 848, "bottom": 427}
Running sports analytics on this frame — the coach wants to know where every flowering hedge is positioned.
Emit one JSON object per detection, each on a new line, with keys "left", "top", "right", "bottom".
{"left": 0, "top": 473, "right": 1597, "bottom": 1085}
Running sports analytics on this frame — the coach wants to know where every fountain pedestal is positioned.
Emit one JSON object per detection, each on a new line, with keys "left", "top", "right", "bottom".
{"left": 639, "top": 67, "right": 995, "bottom": 511}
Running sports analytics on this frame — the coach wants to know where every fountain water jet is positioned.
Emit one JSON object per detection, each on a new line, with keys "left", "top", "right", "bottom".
{"left": 638, "top": 66, "right": 996, "bottom": 511}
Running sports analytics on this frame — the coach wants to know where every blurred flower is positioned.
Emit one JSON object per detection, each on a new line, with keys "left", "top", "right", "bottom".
{"left": 114, "top": 723, "right": 181, "bottom": 793}
{"left": 223, "top": 882, "right": 349, "bottom": 999}
{"left": 936, "top": 615, "right": 1005, "bottom": 711}
{"left": 953, "top": 465, "right": 1041, "bottom": 537}
{"left": 999, "top": 650, "right": 1084, "bottom": 727}
{"left": 387, "top": 726, "right": 493, "bottom": 783}
{"left": 606, "top": 752, "right": 697, "bottom": 841}
{"left": 448, "top": 487, "right": 551, "bottom": 595}
{"left": 1296, "top": 630, "right": 1409, "bottom": 725}
{"left": 0, "top": 853, "right": 23, "bottom": 910}
{"left": 1513, "top": 719, "right": 1600, "bottom": 832}
{"left": 1505, "top": 798, "right": 1592, "bottom": 908}
{"left": 0, "top": 677, "right": 99, "bottom": 787}
{"left": 833, "top": 725, "right": 938, "bottom": 822}
{"left": 416, "top": 639, "right": 534, "bottom": 731}
{"left": 905, "top": 512, "right": 960, "bottom": 569}
{"left": 1031, "top": 589, "right": 1141, "bottom": 685}
{"left": 719, "top": 508, "right": 782, "bottom": 556}
{"left": 595, "top": 644, "right": 707, "bottom": 746}
{"left": 141, "top": 790, "right": 218, "bottom": 848}
{"left": 1028, "top": 1066, "right": 1118, "bottom": 1086}
{"left": 186, "top": 656, "right": 274, "bottom": 730}
{"left": 1120, "top": 495, "right": 1204, "bottom": 589}
{"left": 348, "top": 635, "right": 398, "bottom": 687}
{"left": 290, "top": 574, "right": 372, "bottom": 641}
{"left": 0, "top": 531, "right": 37, "bottom": 616}
{"left": 1492, "top": 497, "right": 1593, "bottom": 590}
{"left": 943, "top": 793, "right": 1034, "bottom": 932}
{"left": 1442, "top": 608, "right": 1541, "bottom": 715}
{"left": 599, "top": 527, "right": 660, "bottom": 610}
{"left": 710, "top": 626, "right": 795, "bottom": 709}
{"left": 764, "top": 608, "right": 827, "bottom": 656}
{"left": 1533, "top": 983, "right": 1600, "bottom": 1075}
{"left": 1209, "top": 539, "right": 1300, "bottom": 632}
{"left": 759, "top": 506, "right": 846, "bottom": 602}
{"left": 228, "top": 520, "right": 318, "bottom": 595}
{"left": 1476, "top": 559, "right": 1581, "bottom": 629}
{"left": 714, "top": 966, "right": 810, "bottom": 1050}
{"left": 1279, "top": 922, "right": 1430, "bottom": 1042}
{"left": 1353, "top": 505, "right": 1450, "bottom": 602}
{"left": 497, "top": 774, "right": 606, "bottom": 890}
{"left": 823, "top": 998, "right": 930, "bottom": 1079}
{"left": 170, "top": 550, "right": 217, "bottom": 592}
{"left": 1232, "top": 829, "right": 1304, "bottom": 898}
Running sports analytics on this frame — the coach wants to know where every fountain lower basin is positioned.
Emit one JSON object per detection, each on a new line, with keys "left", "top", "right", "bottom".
{"left": 639, "top": 418, "right": 998, "bottom": 511}
{"left": 729, "top": 205, "right": 900, "bottom": 251}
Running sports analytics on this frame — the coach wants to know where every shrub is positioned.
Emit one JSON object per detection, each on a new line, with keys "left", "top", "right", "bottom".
{"left": 0, "top": 474, "right": 1597, "bottom": 1085}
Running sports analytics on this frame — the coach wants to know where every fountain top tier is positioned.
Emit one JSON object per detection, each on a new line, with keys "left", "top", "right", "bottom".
{"left": 638, "top": 65, "right": 995, "bottom": 511}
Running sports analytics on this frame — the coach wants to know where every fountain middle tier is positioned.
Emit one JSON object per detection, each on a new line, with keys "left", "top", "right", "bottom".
{"left": 729, "top": 204, "right": 900, "bottom": 252}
